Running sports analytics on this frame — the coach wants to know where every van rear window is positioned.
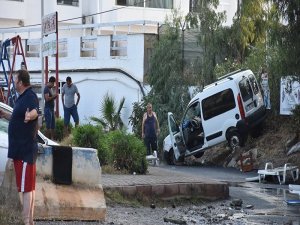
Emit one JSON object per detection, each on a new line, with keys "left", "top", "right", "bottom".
{"left": 239, "top": 78, "right": 253, "bottom": 102}
{"left": 248, "top": 74, "right": 259, "bottom": 94}
{"left": 202, "top": 89, "right": 235, "bottom": 120}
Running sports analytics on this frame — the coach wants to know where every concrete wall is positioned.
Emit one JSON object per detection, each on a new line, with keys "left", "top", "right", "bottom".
{"left": 37, "top": 145, "right": 102, "bottom": 186}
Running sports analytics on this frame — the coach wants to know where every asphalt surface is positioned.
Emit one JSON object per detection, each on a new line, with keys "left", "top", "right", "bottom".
{"left": 2, "top": 163, "right": 300, "bottom": 224}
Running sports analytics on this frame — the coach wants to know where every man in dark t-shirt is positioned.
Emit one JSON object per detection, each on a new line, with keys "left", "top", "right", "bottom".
{"left": 44, "top": 76, "right": 57, "bottom": 139}
{"left": 0, "top": 69, "right": 39, "bottom": 225}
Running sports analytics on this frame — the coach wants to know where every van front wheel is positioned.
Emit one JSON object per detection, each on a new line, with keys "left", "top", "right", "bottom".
{"left": 164, "top": 149, "right": 174, "bottom": 165}
{"left": 227, "top": 131, "right": 242, "bottom": 150}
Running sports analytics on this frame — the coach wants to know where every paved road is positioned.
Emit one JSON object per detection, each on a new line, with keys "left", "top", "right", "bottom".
{"left": 159, "top": 164, "right": 300, "bottom": 224}
{"left": 157, "top": 164, "right": 258, "bottom": 183}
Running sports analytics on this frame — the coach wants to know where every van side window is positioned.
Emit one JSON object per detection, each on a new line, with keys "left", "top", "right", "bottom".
{"left": 248, "top": 74, "right": 259, "bottom": 94}
{"left": 183, "top": 102, "right": 200, "bottom": 121}
{"left": 239, "top": 78, "right": 253, "bottom": 102}
{"left": 170, "top": 115, "right": 180, "bottom": 133}
{"left": 202, "top": 89, "right": 235, "bottom": 120}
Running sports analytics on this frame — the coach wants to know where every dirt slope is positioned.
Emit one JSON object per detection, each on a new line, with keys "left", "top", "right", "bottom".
{"left": 199, "top": 113, "right": 300, "bottom": 170}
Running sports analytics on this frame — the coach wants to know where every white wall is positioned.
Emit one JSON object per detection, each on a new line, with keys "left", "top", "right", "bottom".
{"left": 14, "top": 33, "right": 147, "bottom": 131}
{"left": 57, "top": 71, "right": 144, "bottom": 130}
{"left": 0, "top": 1, "right": 26, "bottom": 21}
{"left": 219, "top": 0, "right": 238, "bottom": 26}
{"left": 97, "top": 0, "right": 189, "bottom": 25}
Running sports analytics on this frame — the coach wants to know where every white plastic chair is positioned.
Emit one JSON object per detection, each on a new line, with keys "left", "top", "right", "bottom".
{"left": 146, "top": 151, "right": 159, "bottom": 166}
{"left": 258, "top": 162, "right": 299, "bottom": 185}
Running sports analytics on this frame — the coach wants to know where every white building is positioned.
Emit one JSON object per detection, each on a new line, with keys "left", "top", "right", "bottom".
{"left": 0, "top": 0, "right": 238, "bottom": 130}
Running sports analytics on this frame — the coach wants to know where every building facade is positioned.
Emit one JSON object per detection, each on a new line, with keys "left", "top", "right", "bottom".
{"left": 0, "top": 0, "right": 238, "bottom": 130}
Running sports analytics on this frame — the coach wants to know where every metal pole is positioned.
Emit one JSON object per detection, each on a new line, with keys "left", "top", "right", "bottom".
{"left": 55, "top": 11, "right": 59, "bottom": 117}
{"left": 41, "top": 0, "right": 45, "bottom": 115}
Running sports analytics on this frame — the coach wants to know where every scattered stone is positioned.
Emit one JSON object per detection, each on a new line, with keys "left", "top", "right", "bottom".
{"left": 245, "top": 204, "right": 254, "bottom": 209}
{"left": 284, "top": 220, "right": 293, "bottom": 225}
{"left": 285, "top": 134, "right": 298, "bottom": 152}
{"left": 172, "top": 203, "right": 176, "bottom": 208}
{"left": 150, "top": 203, "right": 156, "bottom": 209}
{"left": 217, "top": 213, "right": 226, "bottom": 218}
{"left": 226, "top": 211, "right": 234, "bottom": 217}
{"left": 163, "top": 217, "right": 187, "bottom": 225}
{"left": 230, "top": 199, "right": 243, "bottom": 207}
{"left": 287, "top": 142, "right": 300, "bottom": 156}
{"left": 190, "top": 218, "right": 197, "bottom": 223}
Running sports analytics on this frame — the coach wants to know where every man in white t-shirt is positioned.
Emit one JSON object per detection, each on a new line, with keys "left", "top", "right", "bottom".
{"left": 61, "top": 76, "right": 80, "bottom": 135}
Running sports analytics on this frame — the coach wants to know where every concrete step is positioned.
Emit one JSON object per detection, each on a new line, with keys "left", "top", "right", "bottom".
{"left": 35, "top": 179, "right": 106, "bottom": 221}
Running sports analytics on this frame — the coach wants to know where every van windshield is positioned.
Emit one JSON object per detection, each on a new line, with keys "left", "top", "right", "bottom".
{"left": 239, "top": 78, "right": 253, "bottom": 102}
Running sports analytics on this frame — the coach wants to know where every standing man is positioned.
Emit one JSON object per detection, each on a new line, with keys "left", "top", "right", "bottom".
{"left": 142, "top": 103, "right": 160, "bottom": 155}
{"left": 0, "top": 70, "right": 39, "bottom": 225}
{"left": 261, "top": 68, "right": 271, "bottom": 110}
{"left": 61, "top": 76, "right": 80, "bottom": 136}
{"left": 0, "top": 87, "right": 6, "bottom": 103}
{"left": 44, "top": 76, "right": 57, "bottom": 140}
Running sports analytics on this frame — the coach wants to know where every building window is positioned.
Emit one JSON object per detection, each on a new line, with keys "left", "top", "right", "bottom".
{"left": 58, "top": 38, "right": 68, "bottom": 57}
{"left": 57, "top": 0, "right": 79, "bottom": 6}
{"left": 116, "top": 0, "right": 173, "bottom": 9}
{"left": 111, "top": 35, "right": 127, "bottom": 57}
{"left": 26, "top": 39, "right": 40, "bottom": 58}
{"left": 80, "top": 36, "right": 96, "bottom": 58}
{"left": 146, "top": 0, "right": 173, "bottom": 9}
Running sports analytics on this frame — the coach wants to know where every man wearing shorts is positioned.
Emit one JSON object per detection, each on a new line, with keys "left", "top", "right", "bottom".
{"left": 142, "top": 103, "right": 160, "bottom": 155}
{"left": 61, "top": 76, "right": 80, "bottom": 136}
{"left": 0, "top": 69, "right": 39, "bottom": 225}
{"left": 43, "top": 76, "right": 57, "bottom": 139}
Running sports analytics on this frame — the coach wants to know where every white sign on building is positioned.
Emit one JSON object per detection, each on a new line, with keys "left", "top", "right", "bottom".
{"left": 42, "top": 12, "right": 57, "bottom": 56}
{"left": 280, "top": 76, "right": 300, "bottom": 115}
{"left": 42, "top": 35, "right": 56, "bottom": 56}
{"left": 42, "top": 12, "right": 57, "bottom": 36}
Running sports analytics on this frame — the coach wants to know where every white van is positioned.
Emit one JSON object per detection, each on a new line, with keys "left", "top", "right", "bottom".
{"left": 164, "top": 69, "right": 267, "bottom": 165}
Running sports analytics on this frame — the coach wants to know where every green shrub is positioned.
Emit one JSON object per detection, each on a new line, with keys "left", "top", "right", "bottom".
{"left": 291, "top": 104, "right": 300, "bottom": 138}
{"left": 55, "top": 118, "right": 65, "bottom": 141}
{"left": 40, "top": 117, "right": 70, "bottom": 141}
{"left": 101, "top": 130, "right": 148, "bottom": 174}
{"left": 72, "top": 124, "right": 102, "bottom": 148}
{"left": 97, "top": 132, "right": 113, "bottom": 166}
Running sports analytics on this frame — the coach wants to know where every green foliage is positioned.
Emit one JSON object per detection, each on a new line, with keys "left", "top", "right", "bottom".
{"left": 72, "top": 124, "right": 102, "bottom": 148}
{"left": 97, "top": 131, "right": 113, "bottom": 166}
{"left": 146, "top": 10, "right": 191, "bottom": 150}
{"left": 100, "top": 130, "right": 148, "bottom": 174}
{"left": 271, "top": 1, "right": 300, "bottom": 75}
{"left": 55, "top": 117, "right": 65, "bottom": 141}
{"left": 128, "top": 101, "right": 147, "bottom": 137}
{"left": 40, "top": 117, "right": 71, "bottom": 141}
{"left": 214, "top": 58, "right": 241, "bottom": 78}
{"left": 191, "top": 0, "right": 226, "bottom": 83}
{"left": 90, "top": 93, "right": 125, "bottom": 131}
{"left": 291, "top": 104, "right": 300, "bottom": 135}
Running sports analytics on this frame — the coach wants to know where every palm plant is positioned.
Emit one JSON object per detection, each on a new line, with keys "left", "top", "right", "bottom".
{"left": 90, "top": 93, "right": 125, "bottom": 131}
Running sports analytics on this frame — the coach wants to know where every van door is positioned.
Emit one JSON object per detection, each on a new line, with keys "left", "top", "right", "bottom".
{"left": 201, "top": 88, "right": 237, "bottom": 146}
{"left": 238, "top": 76, "right": 260, "bottom": 116}
{"left": 181, "top": 102, "right": 204, "bottom": 151}
{"left": 167, "top": 112, "right": 186, "bottom": 160}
